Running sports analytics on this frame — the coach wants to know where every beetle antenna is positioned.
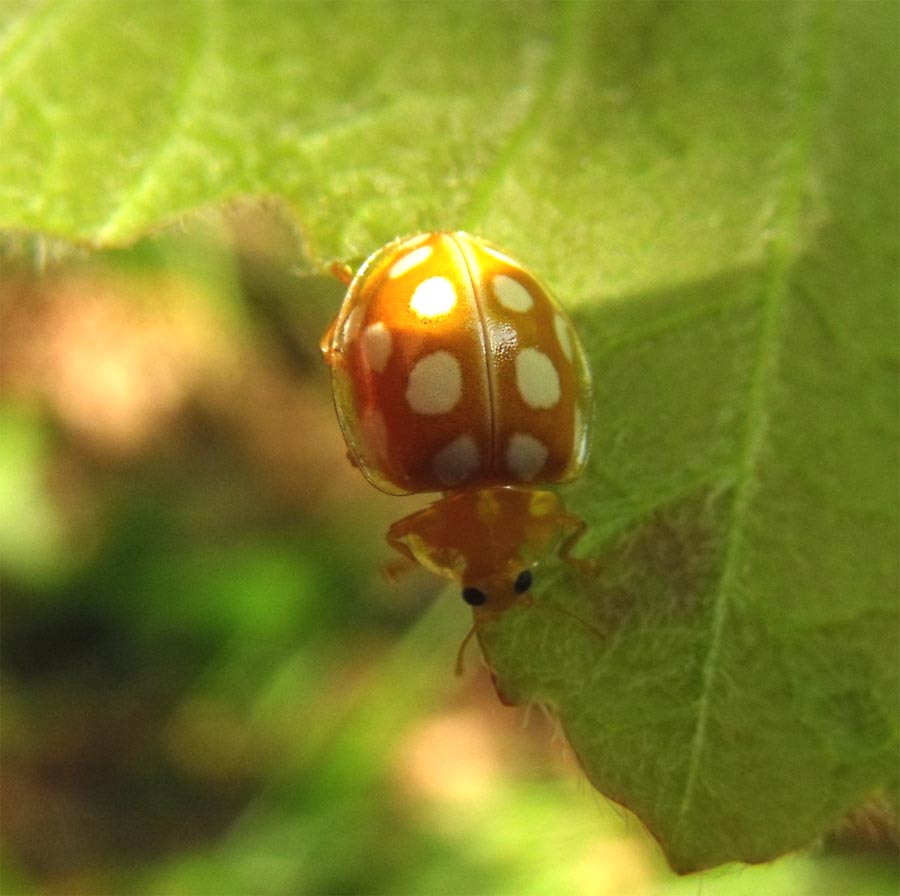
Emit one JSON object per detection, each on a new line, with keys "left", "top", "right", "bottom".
{"left": 531, "top": 601, "right": 606, "bottom": 644}
{"left": 455, "top": 624, "right": 478, "bottom": 676}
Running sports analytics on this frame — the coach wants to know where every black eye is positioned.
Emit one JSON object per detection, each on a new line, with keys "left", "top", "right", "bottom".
{"left": 462, "top": 587, "right": 487, "bottom": 607}
{"left": 514, "top": 570, "right": 533, "bottom": 594}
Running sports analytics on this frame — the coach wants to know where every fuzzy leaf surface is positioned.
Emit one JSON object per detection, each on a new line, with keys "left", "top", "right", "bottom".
{"left": 1, "top": 0, "right": 897, "bottom": 873}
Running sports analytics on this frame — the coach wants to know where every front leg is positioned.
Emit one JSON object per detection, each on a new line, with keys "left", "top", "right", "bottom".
{"left": 557, "top": 512, "right": 597, "bottom": 575}
{"left": 384, "top": 522, "right": 419, "bottom": 582}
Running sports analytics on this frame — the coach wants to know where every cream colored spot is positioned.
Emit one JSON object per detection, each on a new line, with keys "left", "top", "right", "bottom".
{"left": 406, "top": 351, "right": 462, "bottom": 415}
{"left": 477, "top": 489, "right": 501, "bottom": 523}
{"left": 507, "top": 433, "right": 549, "bottom": 481}
{"left": 554, "top": 313, "right": 573, "bottom": 361}
{"left": 410, "top": 276, "right": 457, "bottom": 318}
{"left": 342, "top": 305, "right": 365, "bottom": 344}
{"left": 529, "top": 490, "right": 559, "bottom": 518}
{"left": 491, "top": 274, "right": 534, "bottom": 313}
{"left": 433, "top": 434, "right": 480, "bottom": 486}
{"left": 361, "top": 322, "right": 392, "bottom": 373}
{"left": 515, "top": 348, "right": 561, "bottom": 409}
{"left": 389, "top": 245, "right": 433, "bottom": 279}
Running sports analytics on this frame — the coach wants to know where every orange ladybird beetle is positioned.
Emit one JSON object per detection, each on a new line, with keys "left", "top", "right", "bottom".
{"left": 321, "top": 232, "right": 592, "bottom": 631}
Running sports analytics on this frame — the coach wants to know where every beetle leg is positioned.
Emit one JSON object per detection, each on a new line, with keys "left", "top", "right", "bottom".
{"left": 330, "top": 261, "right": 354, "bottom": 285}
{"left": 383, "top": 525, "right": 419, "bottom": 581}
{"left": 557, "top": 513, "right": 597, "bottom": 575}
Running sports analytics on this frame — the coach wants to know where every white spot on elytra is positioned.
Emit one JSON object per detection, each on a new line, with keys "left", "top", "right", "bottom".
{"left": 410, "top": 276, "right": 457, "bottom": 318}
{"left": 554, "top": 313, "right": 573, "bottom": 361}
{"left": 342, "top": 305, "right": 365, "bottom": 344}
{"left": 433, "top": 434, "right": 480, "bottom": 485}
{"left": 389, "top": 245, "right": 433, "bottom": 279}
{"left": 491, "top": 274, "right": 534, "bottom": 313}
{"left": 515, "top": 348, "right": 561, "bottom": 409}
{"left": 361, "top": 322, "right": 392, "bottom": 373}
{"left": 507, "top": 432, "right": 549, "bottom": 481}
{"left": 406, "top": 350, "right": 462, "bottom": 415}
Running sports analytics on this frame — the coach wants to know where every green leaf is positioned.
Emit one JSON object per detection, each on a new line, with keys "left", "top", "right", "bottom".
{"left": 2, "top": 0, "right": 897, "bottom": 874}
{"left": 476, "top": 0, "right": 900, "bottom": 874}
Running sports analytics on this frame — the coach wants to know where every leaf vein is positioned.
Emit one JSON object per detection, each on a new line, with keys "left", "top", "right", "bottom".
{"left": 0, "top": 0, "right": 83, "bottom": 77}
{"left": 595, "top": 286, "right": 760, "bottom": 358}
{"left": 672, "top": 1, "right": 824, "bottom": 841}
{"left": 94, "top": 1, "right": 222, "bottom": 243}
{"left": 462, "top": 3, "right": 583, "bottom": 230}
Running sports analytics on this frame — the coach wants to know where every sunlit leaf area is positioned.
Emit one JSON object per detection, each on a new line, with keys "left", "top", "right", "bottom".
{"left": 1, "top": 1, "right": 898, "bottom": 894}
